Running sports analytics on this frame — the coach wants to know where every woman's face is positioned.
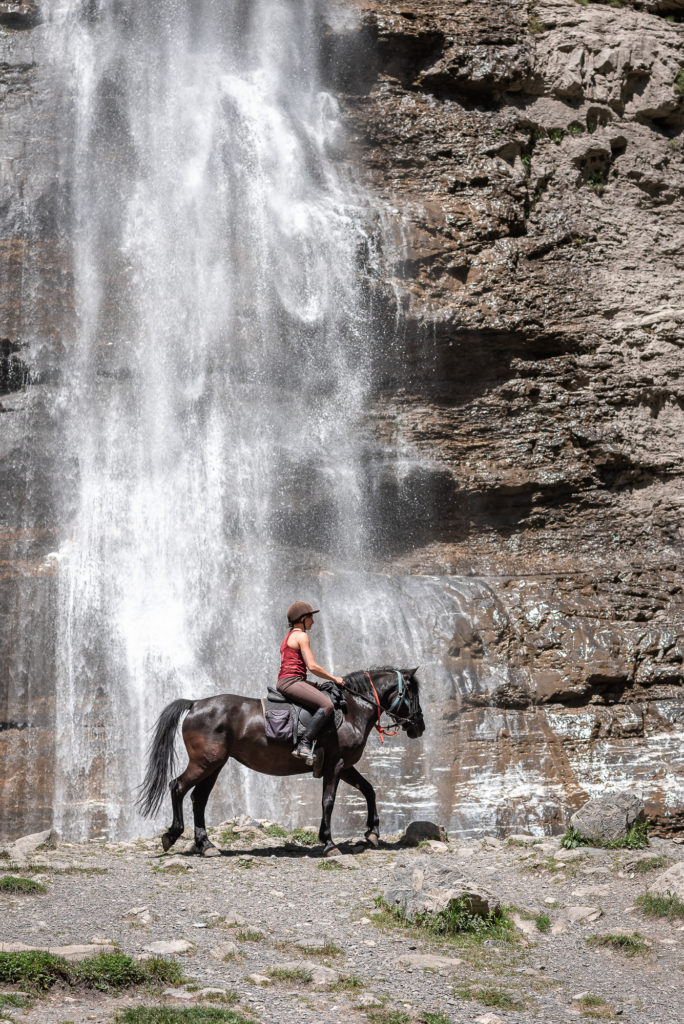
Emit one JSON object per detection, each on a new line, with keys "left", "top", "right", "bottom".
{"left": 304, "top": 614, "right": 314, "bottom": 630}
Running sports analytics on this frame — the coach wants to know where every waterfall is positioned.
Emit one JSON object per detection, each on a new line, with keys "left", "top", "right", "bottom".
{"left": 36, "top": 0, "right": 443, "bottom": 838}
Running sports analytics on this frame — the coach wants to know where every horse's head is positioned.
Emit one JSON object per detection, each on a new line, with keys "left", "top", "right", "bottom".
{"left": 364, "top": 666, "right": 425, "bottom": 739}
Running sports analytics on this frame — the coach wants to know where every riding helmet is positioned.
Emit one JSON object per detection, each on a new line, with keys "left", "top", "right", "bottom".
{"left": 287, "top": 601, "right": 319, "bottom": 625}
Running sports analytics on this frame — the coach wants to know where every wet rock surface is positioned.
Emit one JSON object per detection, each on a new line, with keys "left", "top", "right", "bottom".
{"left": 0, "top": 821, "right": 682, "bottom": 1023}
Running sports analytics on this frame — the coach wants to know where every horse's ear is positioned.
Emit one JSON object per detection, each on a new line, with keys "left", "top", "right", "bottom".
{"left": 404, "top": 667, "right": 419, "bottom": 677}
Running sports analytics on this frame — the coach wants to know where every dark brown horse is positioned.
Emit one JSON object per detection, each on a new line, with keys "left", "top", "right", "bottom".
{"left": 137, "top": 668, "right": 424, "bottom": 856}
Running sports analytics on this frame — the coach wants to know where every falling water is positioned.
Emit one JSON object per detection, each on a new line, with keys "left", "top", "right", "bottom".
{"left": 42, "top": 0, "right": 385, "bottom": 837}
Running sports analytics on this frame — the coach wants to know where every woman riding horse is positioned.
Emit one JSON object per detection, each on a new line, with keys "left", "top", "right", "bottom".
{"left": 277, "top": 601, "right": 344, "bottom": 764}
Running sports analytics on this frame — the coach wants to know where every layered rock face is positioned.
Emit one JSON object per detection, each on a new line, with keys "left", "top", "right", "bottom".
{"left": 322, "top": 0, "right": 683, "bottom": 831}
{"left": 1, "top": 0, "right": 682, "bottom": 837}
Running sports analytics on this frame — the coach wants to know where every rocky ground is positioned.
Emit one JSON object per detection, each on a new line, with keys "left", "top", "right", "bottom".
{"left": 1, "top": 820, "right": 683, "bottom": 1024}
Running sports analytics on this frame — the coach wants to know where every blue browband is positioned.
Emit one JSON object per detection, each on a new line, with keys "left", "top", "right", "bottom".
{"left": 388, "top": 670, "right": 406, "bottom": 716}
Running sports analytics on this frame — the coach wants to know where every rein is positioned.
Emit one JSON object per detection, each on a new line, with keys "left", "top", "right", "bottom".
{"left": 364, "top": 672, "right": 399, "bottom": 743}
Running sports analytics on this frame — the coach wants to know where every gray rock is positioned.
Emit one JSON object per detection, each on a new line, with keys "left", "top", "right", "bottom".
{"left": 157, "top": 856, "right": 190, "bottom": 872}
{"left": 163, "top": 988, "right": 195, "bottom": 1000}
{"left": 0, "top": 941, "right": 115, "bottom": 960}
{"left": 143, "top": 939, "right": 194, "bottom": 955}
{"left": 570, "top": 792, "right": 644, "bottom": 843}
{"left": 383, "top": 855, "right": 500, "bottom": 920}
{"left": 279, "top": 960, "right": 339, "bottom": 986}
{"left": 4, "top": 828, "right": 60, "bottom": 864}
{"left": 647, "top": 862, "right": 684, "bottom": 901}
{"left": 210, "top": 941, "right": 239, "bottom": 959}
{"left": 396, "top": 952, "right": 463, "bottom": 969}
{"left": 399, "top": 821, "right": 447, "bottom": 847}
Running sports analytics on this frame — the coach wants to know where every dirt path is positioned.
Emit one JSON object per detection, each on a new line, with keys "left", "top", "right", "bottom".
{"left": 1, "top": 821, "right": 682, "bottom": 1024}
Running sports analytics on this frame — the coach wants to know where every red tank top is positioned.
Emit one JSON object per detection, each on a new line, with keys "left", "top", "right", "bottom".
{"left": 278, "top": 629, "right": 307, "bottom": 680}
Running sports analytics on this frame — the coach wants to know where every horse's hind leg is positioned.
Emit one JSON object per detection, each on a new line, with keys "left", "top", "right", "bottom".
{"left": 188, "top": 766, "right": 224, "bottom": 856}
{"left": 341, "top": 766, "right": 379, "bottom": 847}
{"left": 162, "top": 764, "right": 206, "bottom": 852}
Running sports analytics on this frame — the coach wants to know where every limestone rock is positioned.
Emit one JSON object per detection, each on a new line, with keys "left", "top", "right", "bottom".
{"left": 570, "top": 792, "right": 645, "bottom": 842}
{"left": 4, "top": 828, "right": 60, "bottom": 864}
{"left": 143, "top": 939, "right": 194, "bottom": 956}
{"left": 399, "top": 820, "right": 448, "bottom": 847}
{"left": 279, "top": 960, "right": 339, "bottom": 986}
{"left": 647, "top": 862, "right": 684, "bottom": 901}
{"left": 210, "top": 941, "right": 239, "bottom": 960}
{"left": 396, "top": 952, "right": 463, "bottom": 969}
{"left": 383, "top": 855, "right": 500, "bottom": 920}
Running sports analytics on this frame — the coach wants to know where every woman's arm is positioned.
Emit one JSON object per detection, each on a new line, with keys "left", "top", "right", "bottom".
{"left": 296, "top": 633, "right": 344, "bottom": 686}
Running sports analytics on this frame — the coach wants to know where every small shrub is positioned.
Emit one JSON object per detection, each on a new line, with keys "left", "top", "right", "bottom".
{"left": 0, "top": 875, "right": 47, "bottom": 894}
{"left": 535, "top": 913, "right": 551, "bottom": 932}
{"left": 521, "top": 154, "right": 531, "bottom": 176}
{"left": 366, "top": 1012, "right": 411, "bottom": 1024}
{"left": 548, "top": 128, "right": 564, "bottom": 144}
{"left": 318, "top": 860, "right": 343, "bottom": 871}
{"left": 235, "top": 930, "right": 264, "bottom": 943}
{"left": 569, "top": 123, "right": 585, "bottom": 135}
{"left": 218, "top": 827, "right": 240, "bottom": 847}
{"left": 288, "top": 828, "right": 318, "bottom": 846}
{"left": 295, "top": 940, "right": 343, "bottom": 959}
{"left": 529, "top": 15, "right": 544, "bottom": 33}
{"left": 636, "top": 891, "right": 684, "bottom": 920}
{"left": 0, "top": 993, "right": 32, "bottom": 1009}
{"left": 561, "top": 820, "right": 649, "bottom": 850}
{"left": 0, "top": 950, "right": 184, "bottom": 993}
{"left": 421, "top": 1015, "right": 451, "bottom": 1024}
{"left": 377, "top": 894, "right": 514, "bottom": 943}
{"left": 574, "top": 993, "right": 615, "bottom": 1019}
{"left": 140, "top": 956, "right": 186, "bottom": 987}
{"left": 587, "top": 171, "right": 607, "bottom": 195}
{"left": 586, "top": 932, "right": 648, "bottom": 956}
{"left": 0, "top": 951, "right": 71, "bottom": 991}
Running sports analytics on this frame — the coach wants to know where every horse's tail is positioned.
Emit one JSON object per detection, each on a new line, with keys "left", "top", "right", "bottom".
{"left": 136, "top": 698, "right": 194, "bottom": 818}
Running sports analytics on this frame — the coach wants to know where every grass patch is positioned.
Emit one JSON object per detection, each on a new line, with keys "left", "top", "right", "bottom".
{"left": 376, "top": 894, "right": 514, "bottom": 943}
{"left": 295, "top": 940, "right": 343, "bottom": 959}
{"left": 288, "top": 828, "right": 318, "bottom": 846}
{"left": 535, "top": 913, "right": 551, "bottom": 932}
{"left": 574, "top": 993, "right": 616, "bottom": 1019}
{"left": 328, "top": 973, "right": 364, "bottom": 991}
{"left": 51, "top": 866, "right": 109, "bottom": 876}
{"left": 630, "top": 855, "right": 669, "bottom": 873}
{"left": 587, "top": 932, "right": 648, "bottom": 956}
{"left": 421, "top": 1015, "right": 451, "bottom": 1024}
{"left": 262, "top": 824, "right": 288, "bottom": 838}
{"left": 115, "top": 1009, "right": 255, "bottom": 1024}
{"left": 455, "top": 984, "right": 524, "bottom": 1010}
{"left": 0, "top": 950, "right": 183, "bottom": 993}
{"left": 366, "top": 1012, "right": 411, "bottom": 1024}
{"left": 0, "top": 875, "right": 47, "bottom": 894}
{"left": 636, "top": 891, "right": 684, "bottom": 920}
{"left": 561, "top": 820, "right": 649, "bottom": 850}
{"left": 0, "top": 993, "right": 32, "bottom": 1009}
{"left": 217, "top": 827, "right": 240, "bottom": 847}
{"left": 267, "top": 966, "right": 312, "bottom": 983}
{"left": 235, "top": 930, "right": 264, "bottom": 943}
{"left": 317, "top": 860, "right": 343, "bottom": 871}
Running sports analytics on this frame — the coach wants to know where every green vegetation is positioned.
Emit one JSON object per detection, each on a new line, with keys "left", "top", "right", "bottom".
{"left": 217, "top": 826, "right": 240, "bottom": 847}
{"left": 0, "top": 875, "right": 47, "bottom": 894}
{"left": 317, "top": 859, "right": 343, "bottom": 871}
{"left": 294, "top": 940, "right": 343, "bottom": 959}
{"left": 235, "top": 930, "right": 264, "bottom": 942}
{"left": 455, "top": 984, "right": 524, "bottom": 1010}
{"left": 288, "top": 828, "right": 318, "bottom": 846}
{"left": 674, "top": 68, "right": 684, "bottom": 97}
{"left": 535, "top": 913, "right": 551, "bottom": 933}
{"left": 366, "top": 1012, "right": 411, "bottom": 1024}
{"left": 262, "top": 824, "right": 288, "bottom": 838}
{"left": 328, "top": 973, "right": 364, "bottom": 991}
{"left": 569, "top": 123, "right": 585, "bottom": 135}
{"left": 376, "top": 894, "right": 514, "bottom": 943}
{"left": 636, "top": 891, "right": 684, "bottom": 920}
{"left": 587, "top": 171, "right": 607, "bottom": 195}
{"left": 521, "top": 154, "right": 532, "bottom": 176}
{"left": 0, "top": 993, "right": 32, "bottom": 1010}
{"left": 0, "top": 950, "right": 183, "bottom": 993}
{"left": 267, "top": 966, "right": 313, "bottom": 983}
{"left": 631, "top": 855, "right": 669, "bottom": 873}
{"left": 587, "top": 932, "right": 649, "bottom": 956}
{"left": 561, "top": 820, "right": 649, "bottom": 850}
{"left": 548, "top": 128, "right": 564, "bottom": 144}
{"left": 574, "top": 993, "right": 616, "bottom": 1019}
{"left": 115, "top": 1009, "right": 255, "bottom": 1024}
{"left": 421, "top": 1015, "right": 451, "bottom": 1024}
{"left": 529, "top": 15, "right": 544, "bottom": 33}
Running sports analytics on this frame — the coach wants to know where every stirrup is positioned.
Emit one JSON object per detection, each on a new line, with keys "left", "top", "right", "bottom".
{"left": 293, "top": 741, "right": 313, "bottom": 761}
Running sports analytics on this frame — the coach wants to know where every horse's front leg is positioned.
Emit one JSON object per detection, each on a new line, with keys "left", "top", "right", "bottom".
{"left": 318, "top": 768, "right": 342, "bottom": 856}
{"left": 341, "top": 765, "right": 379, "bottom": 847}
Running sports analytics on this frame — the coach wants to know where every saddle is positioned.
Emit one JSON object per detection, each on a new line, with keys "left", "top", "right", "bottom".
{"left": 261, "top": 684, "right": 345, "bottom": 746}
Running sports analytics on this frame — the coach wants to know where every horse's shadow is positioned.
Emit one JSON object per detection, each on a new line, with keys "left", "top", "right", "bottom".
{"left": 153, "top": 837, "right": 404, "bottom": 860}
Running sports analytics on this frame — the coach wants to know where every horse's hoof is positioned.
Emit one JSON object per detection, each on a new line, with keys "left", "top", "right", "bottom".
{"left": 202, "top": 845, "right": 221, "bottom": 858}
{"left": 364, "top": 831, "right": 379, "bottom": 849}
{"left": 323, "top": 844, "right": 341, "bottom": 857}
{"left": 161, "top": 833, "right": 173, "bottom": 852}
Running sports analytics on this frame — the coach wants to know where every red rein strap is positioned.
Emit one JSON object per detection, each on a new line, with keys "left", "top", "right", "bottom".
{"left": 365, "top": 672, "right": 399, "bottom": 743}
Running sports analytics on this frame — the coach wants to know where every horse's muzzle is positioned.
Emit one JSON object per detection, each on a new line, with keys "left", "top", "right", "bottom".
{"left": 404, "top": 718, "right": 425, "bottom": 739}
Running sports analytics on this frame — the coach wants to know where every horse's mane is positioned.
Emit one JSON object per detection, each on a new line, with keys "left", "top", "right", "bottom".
{"left": 342, "top": 667, "right": 419, "bottom": 697}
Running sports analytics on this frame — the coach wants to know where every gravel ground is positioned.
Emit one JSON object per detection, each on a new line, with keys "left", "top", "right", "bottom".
{"left": 1, "top": 821, "right": 683, "bottom": 1024}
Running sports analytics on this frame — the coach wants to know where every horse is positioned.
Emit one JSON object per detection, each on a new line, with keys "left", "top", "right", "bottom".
{"left": 137, "top": 667, "right": 425, "bottom": 856}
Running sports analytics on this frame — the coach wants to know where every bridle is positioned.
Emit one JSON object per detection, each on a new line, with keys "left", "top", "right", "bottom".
{"left": 360, "top": 669, "right": 422, "bottom": 742}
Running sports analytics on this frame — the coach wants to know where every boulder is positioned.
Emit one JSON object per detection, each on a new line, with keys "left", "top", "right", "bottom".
{"left": 399, "top": 821, "right": 447, "bottom": 847}
{"left": 4, "top": 828, "right": 60, "bottom": 865}
{"left": 279, "top": 960, "right": 339, "bottom": 987}
{"left": 570, "top": 793, "right": 644, "bottom": 843}
{"left": 396, "top": 952, "right": 463, "bottom": 969}
{"left": 383, "top": 855, "right": 500, "bottom": 921}
{"left": 143, "top": 940, "right": 194, "bottom": 956}
{"left": 647, "top": 862, "right": 684, "bottom": 901}
{"left": 210, "top": 941, "right": 239, "bottom": 960}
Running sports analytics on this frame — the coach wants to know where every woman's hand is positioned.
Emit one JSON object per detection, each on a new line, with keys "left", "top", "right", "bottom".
{"left": 333, "top": 676, "right": 345, "bottom": 686}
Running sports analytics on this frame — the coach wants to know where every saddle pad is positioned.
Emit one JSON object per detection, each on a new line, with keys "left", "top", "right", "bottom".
{"left": 261, "top": 698, "right": 343, "bottom": 738}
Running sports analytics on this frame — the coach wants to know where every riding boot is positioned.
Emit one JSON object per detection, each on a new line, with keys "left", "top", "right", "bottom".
{"left": 293, "top": 708, "right": 330, "bottom": 765}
